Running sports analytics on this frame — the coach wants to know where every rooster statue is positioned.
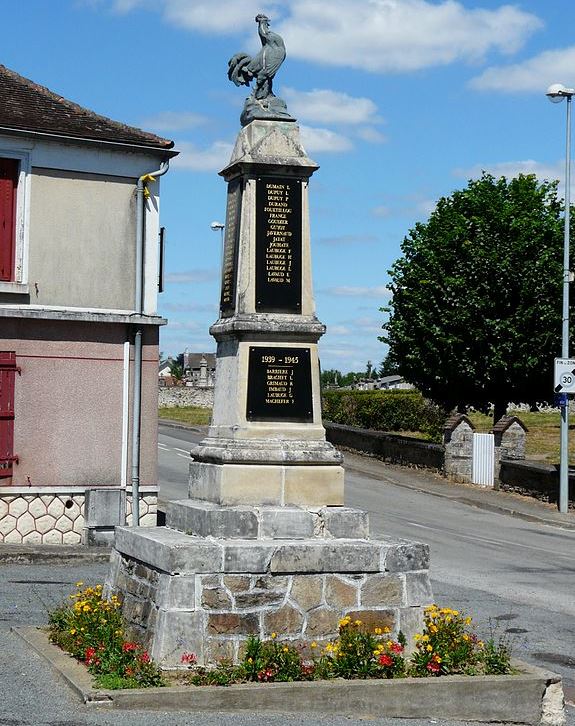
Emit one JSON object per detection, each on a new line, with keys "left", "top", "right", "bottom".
{"left": 228, "top": 14, "right": 293, "bottom": 126}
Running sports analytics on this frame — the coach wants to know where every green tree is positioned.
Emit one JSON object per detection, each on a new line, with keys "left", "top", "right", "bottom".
{"left": 381, "top": 173, "right": 569, "bottom": 421}
{"left": 321, "top": 368, "right": 342, "bottom": 388}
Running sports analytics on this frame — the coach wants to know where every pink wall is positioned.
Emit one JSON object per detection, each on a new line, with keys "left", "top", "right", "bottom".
{"left": 0, "top": 318, "right": 158, "bottom": 487}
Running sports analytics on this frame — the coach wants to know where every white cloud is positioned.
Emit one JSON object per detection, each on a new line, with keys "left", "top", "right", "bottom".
{"left": 172, "top": 140, "right": 234, "bottom": 172}
{"left": 279, "top": 0, "right": 541, "bottom": 73}
{"left": 323, "top": 285, "right": 391, "bottom": 299}
{"left": 166, "top": 0, "right": 282, "bottom": 34}
{"left": 372, "top": 205, "right": 391, "bottom": 218}
{"left": 162, "top": 302, "right": 218, "bottom": 313}
{"left": 103, "top": 1, "right": 540, "bottom": 74}
{"left": 455, "top": 159, "right": 562, "bottom": 183}
{"left": 282, "top": 87, "right": 379, "bottom": 125}
{"left": 470, "top": 46, "right": 575, "bottom": 93}
{"left": 329, "top": 325, "right": 352, "bottom": 335}
{"left": 165, "top": 269, "right": 218, "bottom": 284}
{"left": 141, "top": 111, "right": 207, "bottom": 132}
{"left": 299, "top": 125, "right": 352, "bottom": 153}
{"left": 356, "top": 127, "right": 387, "bottom": 144}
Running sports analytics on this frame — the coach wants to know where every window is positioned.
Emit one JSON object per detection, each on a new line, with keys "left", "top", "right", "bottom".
{"left": 0, "top": 352, "right": 18, "bottom": 479}
{"left": 0, "top": 158, "right": 18, "bottom": 282}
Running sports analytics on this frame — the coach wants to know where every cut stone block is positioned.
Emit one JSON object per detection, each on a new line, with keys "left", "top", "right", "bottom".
{"left": 189, "top": 462, "right": 283, "bottom": 505}
{"left": 271, "top": 540, "right": 382, "bottom": 574}
{"left": 260, "top": 507, "right": 315, "bottom": 539}
{"left": 151, "top": 610, "right": 205, "bottom": 667}
{"left": 283, "top": 465, "right": 344, "bottom": 506}
{"left": 320, "top": 507, "right": 369, "bottom": 539}
{"left": 114, "top": 526, "right": 222, "bottom": 575}
{"left": 166, "top": 499, "right": 259, "bottom": 539}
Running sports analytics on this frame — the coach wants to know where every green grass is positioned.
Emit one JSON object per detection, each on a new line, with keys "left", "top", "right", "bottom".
{"left": 468, "top": 409, "right": 573, "bottom": 465}
{"left": 158, "top": 406, "right": 212, "bottom": 426}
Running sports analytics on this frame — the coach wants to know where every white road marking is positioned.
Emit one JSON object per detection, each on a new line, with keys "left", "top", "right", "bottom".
{"left": 174, "top": 447, "right": 190, "bottom": 454}
{"left": 176, "top": 453, "right": 190, "bottom": 459}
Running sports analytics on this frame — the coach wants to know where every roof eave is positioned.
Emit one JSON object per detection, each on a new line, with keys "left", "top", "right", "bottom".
{"left": 0, "top": 125, "right": 178, "bottom": 157}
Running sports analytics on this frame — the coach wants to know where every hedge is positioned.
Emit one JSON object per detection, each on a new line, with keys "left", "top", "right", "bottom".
{"left": 321, "top": 390, "right": 445, "bottom": 442}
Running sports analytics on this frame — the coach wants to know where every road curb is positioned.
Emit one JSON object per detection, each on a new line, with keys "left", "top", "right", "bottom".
{"left": 0, "top": 544, "right": 112, "bottom": 565}
{"left": 158, "top": 419, "right": 205, "bottom": 433}
{"left": 12, "top": 626, "right": 565, "bottom": 723}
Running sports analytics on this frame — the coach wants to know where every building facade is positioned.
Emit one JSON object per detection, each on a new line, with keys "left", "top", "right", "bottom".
{"left": 0, "top": 64, "right": 176, "bottom": 544}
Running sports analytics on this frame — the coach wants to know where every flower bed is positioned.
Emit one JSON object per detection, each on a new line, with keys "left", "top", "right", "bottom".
{"left": 48, "top": 585, "right": 512, "bottom": 690}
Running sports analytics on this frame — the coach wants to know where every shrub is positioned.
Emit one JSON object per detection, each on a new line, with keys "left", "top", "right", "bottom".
{"left": 48, "top": 582, "right": 164, "bottom": 689}
{"left": 410, "top": 605, "right": 512, "bottom": 677}
{"left": 322, "top": 389, "right": 445, "bottom": 441}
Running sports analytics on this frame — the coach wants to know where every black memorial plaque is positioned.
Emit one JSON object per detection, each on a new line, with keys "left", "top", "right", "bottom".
{"left": 220, "top": 178, "right": 242, "bottom": 316}
{"left": 255, "top": 177, "right": 302, "bottom": 313}
{"left": 246, "top": 346, "right": 313, "bottom": 422}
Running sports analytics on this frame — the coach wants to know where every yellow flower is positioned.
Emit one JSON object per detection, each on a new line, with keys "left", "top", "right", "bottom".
{"left": 430, "top": 625, "right": 438, "bottom": 633}
{"left": 374, "top": 627, "right": 382, "bottom": 635}
{"left": 478, "top": 641, "right": 484, "bottom": 648}
{"left": 310, "top": 641, "right": 317, "bottom": 648}
{"left": 414, "top": 634, "right": 422, "bottom": 641}
{"left": 435, "top": 655, "right": 442, "bottom": 663}
{"left": 75, "top": 581, "right": 84, "bottom": 587}
{"left": 463, "top": 634, "right": 470, "bottom": 642}
{"left": 82, "top": 605, "right": 91, "bottom": 612}
{"left": 426, "top": 645, "right": 433, "bottom": 652}
{"left": 69, "top": 628, "right": 76, "bottom": 635}
{"left": 422, "top": 634, "right": 430, "bottom": 642}
{"left": 247, "top": 657, "right": 253, "bottom": 664}
{"left": 465, "top": 616, "right": 472, "bottom": 625}
{"left": 453, "top": 610, "right": 459, "bottom": 616}
{"left": 354, "top": 619, "right": 362, "bottom": 626}
{"left": 383, "top": 626, "right": 391, "bottom": 633}
{"left": 271, "top": 632, "right": 277, "bottom": 639}
{"left": 283, "top": 647, "right": 289, "bottom": 653}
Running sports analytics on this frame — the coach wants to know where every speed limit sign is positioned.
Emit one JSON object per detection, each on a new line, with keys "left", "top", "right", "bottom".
{"left": 554, "top": 358, "right": 575, "bottom": 393}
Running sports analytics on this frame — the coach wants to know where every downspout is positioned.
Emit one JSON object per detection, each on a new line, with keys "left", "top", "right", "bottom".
{"left": 131, "top": 159, "right": 170, "bottom": 526}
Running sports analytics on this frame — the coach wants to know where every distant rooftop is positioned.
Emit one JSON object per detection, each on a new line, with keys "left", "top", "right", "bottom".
{"left": 0, "top": 64, "right": 174, "bottom": 151}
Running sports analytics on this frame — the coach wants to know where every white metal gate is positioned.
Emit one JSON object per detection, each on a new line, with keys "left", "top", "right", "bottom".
{"left": 472, "top": 433, "right": 495, "bottom": 487}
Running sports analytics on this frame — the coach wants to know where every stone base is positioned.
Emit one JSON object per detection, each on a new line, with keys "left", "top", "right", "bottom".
{"left": 189, "top": 461, "right": 345, "bottom": 506}
{"left": 105, "top": 500, "right": 432, "bottom": 668}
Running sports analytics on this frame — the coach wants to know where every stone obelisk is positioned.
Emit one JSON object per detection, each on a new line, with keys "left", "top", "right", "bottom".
{"left": 105, "top": 16, "right": 432, "bottom": 666}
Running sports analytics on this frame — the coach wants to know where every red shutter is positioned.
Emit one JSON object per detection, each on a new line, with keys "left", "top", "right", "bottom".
{"left": 0, "top": 352, "right": 18, "bottom": 478}
{"left": 0, "top": 158, "right": 18, "bottom": 282}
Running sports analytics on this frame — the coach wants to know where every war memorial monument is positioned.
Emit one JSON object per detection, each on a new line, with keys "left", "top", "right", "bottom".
{"left": 106, "top": 15, "right": 433, "bottom": 666}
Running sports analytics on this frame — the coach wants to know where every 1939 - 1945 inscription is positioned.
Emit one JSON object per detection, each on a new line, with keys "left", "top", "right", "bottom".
{"left": 255, "top": 176, "right": 302, "bottom": 312}
{"left": 246, "top": 346, "right": 312, "bottom": 422}
{"left": 220, "top": 179, "right": 242, "bottom": 316}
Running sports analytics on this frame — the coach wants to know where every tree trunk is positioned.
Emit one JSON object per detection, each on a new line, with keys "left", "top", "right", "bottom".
{"left": 493, "top": 400, "right": 507, "bottom": 425}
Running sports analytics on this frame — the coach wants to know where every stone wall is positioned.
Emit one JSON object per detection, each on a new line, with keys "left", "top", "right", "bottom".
{"left": 107, "top": 530, "right": 430, "bottom": 667}
{"left": 158, "top": 386, "right": 214, "bottom": 409}
{"left": 499, "top": 460, "right": 575, "bottom": 504}
{"left": 0, "top": 489, "right": 157, "bottom": 544}
{"left": 324, "top": 423, "right": 444, "bottom": 470}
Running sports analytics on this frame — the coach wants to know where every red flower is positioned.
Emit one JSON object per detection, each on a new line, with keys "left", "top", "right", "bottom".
{"left": 181, "top": 652, "right": 197, "bottom": 664}
{"left": 84, "top": 646, "right": 97, "bottom": 664}
{"left": 125, "top": 666, "right": 135, "bottom": 677}
{"left": 390, "top": 642, "right": 404, "bottom": 653}
{"left": 122, "top": 642, "right": 138, "bottom": 653}
{"left": 378, "top": 654, "right": 394, "bottom": 667}
{"left": 139, "top": 651, "right": 150, "bottom": 664}
{"left": 426, "top": 661, "right": 441, "bottom": 673}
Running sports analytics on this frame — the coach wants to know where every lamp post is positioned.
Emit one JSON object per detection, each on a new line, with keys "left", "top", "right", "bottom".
{"left": 547, "top": 83, "right": 574, "bottom": 514}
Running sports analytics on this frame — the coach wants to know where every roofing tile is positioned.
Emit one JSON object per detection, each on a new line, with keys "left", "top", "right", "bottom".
{"left": 0, "top": 64, "right": 173, "bottom": 150}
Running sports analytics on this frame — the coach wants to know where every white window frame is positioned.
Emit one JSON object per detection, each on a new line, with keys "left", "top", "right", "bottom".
{"left": 0, "top": 149, "right": 31, "bottom": 294}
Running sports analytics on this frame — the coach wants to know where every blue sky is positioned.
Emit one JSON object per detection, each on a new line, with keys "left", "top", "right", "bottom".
{"left": 3, "top": 1, "right": 575, "bottom": 372}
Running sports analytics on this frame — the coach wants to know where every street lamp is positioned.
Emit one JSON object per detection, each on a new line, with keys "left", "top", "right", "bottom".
{"left": 546, "top": 82, "right": 574, "bottom": 514}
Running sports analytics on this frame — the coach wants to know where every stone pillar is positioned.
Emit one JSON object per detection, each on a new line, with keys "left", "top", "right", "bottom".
{"left": 492, "top": 415, "right": 527, "bottom": 482}
{"left": 198, "top": 355, "right": 208, "bottom": 388}
{"left": 443, "top": 414, "right": 475, "bottom": 482}
{"left": 106, "top": 120, "right": 433, "bottom": 667}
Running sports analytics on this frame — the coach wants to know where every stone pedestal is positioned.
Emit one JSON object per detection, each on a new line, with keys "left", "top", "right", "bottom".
{"left": 105, "top": 119, "right": 433, "bottom": 666}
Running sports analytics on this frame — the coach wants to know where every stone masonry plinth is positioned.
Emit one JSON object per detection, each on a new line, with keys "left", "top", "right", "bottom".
{"left": 106, "top": 502, "right": 431, "bottom": 666}
{"left": 106, "top": 117, "right": 433, "bottom": 668}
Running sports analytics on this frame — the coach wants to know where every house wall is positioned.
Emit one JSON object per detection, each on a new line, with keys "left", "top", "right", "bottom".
{"left": 0, "top": 317, "right": 159, "bottom": 488}
{"left": 28, "top": 168, "right": 136, "bottom": 310}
